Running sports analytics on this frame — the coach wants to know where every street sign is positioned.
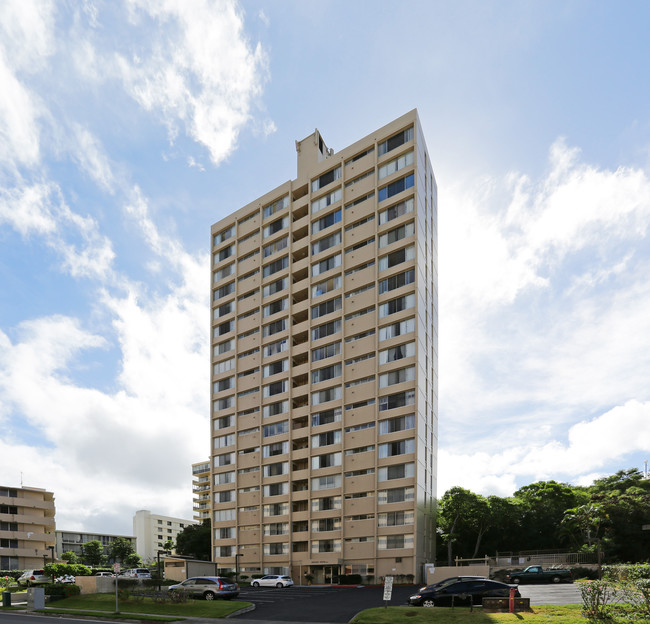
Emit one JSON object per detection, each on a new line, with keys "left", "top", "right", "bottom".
{"left": 113, "top": 563, "right": 121, "bottom": 573}
{"left": 383, "top": 575, "right": 393, "bottom": 601}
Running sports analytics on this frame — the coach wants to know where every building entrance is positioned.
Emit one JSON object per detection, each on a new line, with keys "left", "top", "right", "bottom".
{"left": 310, "top": 564, "right": 340, "bottom": 585}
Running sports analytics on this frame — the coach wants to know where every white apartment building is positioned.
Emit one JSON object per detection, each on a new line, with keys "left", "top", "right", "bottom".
{"left": 133, "top": 510, "right": 197, "bottom": 562}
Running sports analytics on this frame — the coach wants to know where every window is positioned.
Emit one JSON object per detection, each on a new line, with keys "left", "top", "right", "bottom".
{"left": 379, "top": 341, "right": 415, "bottom": 364}
{"left": 312, "top": 319, "right": 341, "bottom": 341}
{"left": 263, "top": 195, "right": 289, "bottom": 218}
{"left": 312, "top": 341, "right": 341, "bottom": 362}
{"left": 378, "top": 294, "right": 415, "bottom": 318}
{"left": 263, "top": 400, "right": 288, "bottom": 418}
{"left": 214, "top": 339, "right": 234, "bottom": 356}
{"left": 379, "top": 317, "right": 415, "bottom": 341}
{"left": 263, "top": 318, "right": 287, "bottom": 337}
{"left": 311, "top": 408, "right": 341, "bottom": 427}
{"left": 214, "top": 452, "right": 235, "bottom": 467}
{"left": 263, "top": 522, "right": 289, "bottom": 536}
{"left": 214, "top": 320, "right": 233, "bottom": 338}
{"left": 311, "top": 475, "right": 341, "bottom": 491}
{"left": 213, "top": 301, "right": 233, "bottom": 319}
{"left": 213, "top": 396, "right": 233, "bottom": 411}
{"left": 214, "top": 263, "right": 234, "bottom": 282}
{"left": 263, "top": 216, "right": 289, "bottom": 238}
{"left": 213, "top": 377, "right": 234, "bottom": 393}
{"left": 213, "top": 358, "right": 235, "bottom": 375}
{"left": 263, "top": 255, "right": 288, "bottom": 277}
{"left": 263, "top": 420, "right": 289, "bottom": 437}
{"left": 312, "top": 452, "right": 342, "bottom": 469}
{"left": 263, "top": 503, "right": 288, "bottom": 517}
{"left": 378, "top": 438, "right": 415, "bottom": 458}
{"left": 378, "top": 391, "right": 415, "bottom": 412}
{"left": 214, "top": 414, "right": 233, "bottom": 430}
{"left": 263, "top": 482, "right": 289, "bottom": 496}
{"left": 263, "top": 461, "right": 288, "bottom": 477}
{"left": 214, "top": 470, "right": 235, "bottom": 485}
{"left": 378, "top": 534, "right": 413, "bottom": 550}
{"left": 214, "top": 509, "right": 236, "bottom": 522}
{"left": 344, "top": 306, "right": 374, "bottom": 321}
{"left": 312, "top": 208, "right": 342, "bottom": 234}
{"left": 263, "top": 359, "right": 288, "bottom": 378}
{"left": 312, "top": 231, "right": 341, "bottom": 255}
{"left": 344, "top": 192, "right": 374, "bottom": 210}
{"left": 345, "top": 375, "right": 374, "bottom": 388}
{"left": 312, "top": 275, "right": 341, "bottom": 298}
{"left": 379, "top": 366, "right": 416, "bottom": 388}
{"left": 378, "top": 173, "right": 414, "bottom": 202}
{"left": 345, "top": 169, "right": 374, "bottom": 187}
{"left": 378, "top": 221, "right": 415, "bottom": 248}
{"left": 345, "top": 214, "right": 375, "bottom": 230}
{"left": 263, "top": 339, "right": 288, "bottom": 358}
{"left": 345, "top": 328, "right": 375, "bottom": 343}
{"left": 238, "top": 347, "right": 260, "bottom": 359}
{"left": 378, "top": 510, "right": 414, "bottom": 527}
{"left": 345, "top": 259, "right": 374, "bottom": 276}
{"left": 263, "top": 297, "right": 288, "bottom": 318}
{"left": 213, "top": 225, "right": 234, "bottom": 246}
{"left": 345, "top": 468, "right": 374, "bottom": 477}
{"left": 263, "top": 277, "right": 288, "bottom": 298}
{"left": 311, "top": 517, "right": 341, "bottom": 532}
{"left": 345, "top": 352, "right": 375, "bottom": 365}
{"left": 312, "top": 296, "right": 342, "bottom": 319}
{"left": 378, "top": 150, "right": 414, "bottom": 180}
{"left": 216, "top": 490, "right": 233, "bottom": 503}
{"left": 345, "top": 399, "right": 376, "bottom": 412}
{"left": 378, "top": 126, "right": 413, "bottom": 156}
{"left": 264, "top": 542, "right": 289, "bottom": 556}
{"left": 345, "top": 445, "right": 374, "bottom": 455}
{"left": 345, "top": 146, "right": 374, "bottom": 164}
{"left": 378, "top": 487, "right": 415, "bottom": 505}
{"left": 378, "top": 197, "right": 414, "bottom": 225}
{"left": 312, "top": 253, "right": 341, "bottom": 277}
{"left": 311, "top": 539, "right": 341, "bottom": 554}
{"left": 379, "top": 245, "right": 415, "bottom": 271}
{"left": 263, "top": 235, "right": 288, "bottom": 258}
{"left": 263, "top": 441, "right": 288, "bottom": 458}
{"left": 213, "top": 281, "right": 234, "bottom": 301}
{"left": 311, "top": 496, "right": 342, "bottom": 511}
{"left": 345, "top": 283, "right": 375, "bottom": 299}
{"left": 312, "top": 189, "right": 342, "bottom": 214}
{"left": 215, "top": 244, "right": 234, "bottom": 263}
{"left": 379, "top": 268, "right": 415, "bottom": 294}
{"left": 312, "top": 430, "right": 341, "bottom": 448}
{"left": 312, "top": 385, "right": 341, "bottom": 405}
{"left": 311, "top": 166, "right": 341, "bottom": 192}
{"left": 377, "top": 462, "right": 415, "bottom": 482}
{"left": 345, "top": 237, "right": 374, "bottom": 254}
{"left": 264, "top": 380, "right": 287, "bottom": 397}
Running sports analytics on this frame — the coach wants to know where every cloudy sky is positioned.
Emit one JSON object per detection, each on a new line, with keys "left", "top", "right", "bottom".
{"left": 1, "top": 0, "right": 649, "bottom": 537}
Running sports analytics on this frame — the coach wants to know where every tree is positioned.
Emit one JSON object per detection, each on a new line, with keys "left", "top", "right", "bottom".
{"left": 175, "top": 519, "right": 211, "bottom": 561}
{"left": 81, "top": 540, "right": 105, "bottom": 567}
{"left": 124, "top": 553, "right": 143, "bottom": 568}
{"left": 60, "top": 550, "right": 78, "bottom": 564}
{"left": 109, "top": 537, "right": 137, "bottom": 564}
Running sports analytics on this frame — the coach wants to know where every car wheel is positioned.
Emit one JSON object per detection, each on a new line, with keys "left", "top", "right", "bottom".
{"left": 276, "top": 582, "right": 283, "bottom": 588}
{"left": 552, "top": 575, "right": 561, "bottom": 584}
{"left": 512, "top": 577, "right": 521, "bottom": 584}
{"left": 422, "top": 599, "right": 435, "bottom": 607}
{"left": 204, "top": 591, "right": 216, "bottom": 600}
{"left": 252, "top": 581, "right": 260, "bottom": 588}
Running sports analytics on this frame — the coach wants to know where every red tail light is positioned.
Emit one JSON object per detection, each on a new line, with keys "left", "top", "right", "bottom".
{"left": 217, "top": 579, "right": 223, "bottom": 588}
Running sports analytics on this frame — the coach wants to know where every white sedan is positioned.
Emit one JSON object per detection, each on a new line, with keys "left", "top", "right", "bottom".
{"left": 251, "top": 575, "right": 294, "bottom": 588}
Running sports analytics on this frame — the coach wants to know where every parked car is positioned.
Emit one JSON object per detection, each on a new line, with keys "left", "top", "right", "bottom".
{"left": 409, "top": 579, "right": 520, "bottom": 607}
{"left": 505, "top": 565, "right": 573, "bottom": 584}
{"left": 17, "top": 570, "right": 52, "bottom": 587}
{"left": 251, "top": 574, "right": 294, "bottom": 588}
{"left": 418, "top": 575, "right": 487, "bottom": 592}
{"left": 121, "top": 568, "right": 152, "bottom": 579}
{"left": 95, "top": 572, "right": 114, "bottom": 577}
{"left": 169, "top": 576, "right": 239, "bottom": 600}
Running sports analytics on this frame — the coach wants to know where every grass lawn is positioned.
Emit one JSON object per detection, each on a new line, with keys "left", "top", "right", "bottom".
{"left": 34, "top": 592, "right": 251, "bottom": 620}
{"left": 351, "top": 605, "right": 587, "bottom": 624}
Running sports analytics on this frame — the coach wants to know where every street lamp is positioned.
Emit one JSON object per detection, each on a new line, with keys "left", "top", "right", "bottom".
{"left": 48, "top": 545, "right": 55, "bottom": 564}
{"left": 234, "top": 550, "right": 242, "bottom": 583}
{"left": 156, "top": 550, "right": 169, "bottom": 591}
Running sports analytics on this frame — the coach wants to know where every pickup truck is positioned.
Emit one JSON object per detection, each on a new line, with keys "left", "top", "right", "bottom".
{"left": 505, "top": 565, "right": 573, "bottom": 584}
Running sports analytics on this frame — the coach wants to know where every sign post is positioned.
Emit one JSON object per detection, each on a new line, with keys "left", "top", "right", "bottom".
{"left": 383, "top": 575, "right": 393, "bottom": 609}
{"left": 113, "top": 563, "right": 120, "bottom": 613}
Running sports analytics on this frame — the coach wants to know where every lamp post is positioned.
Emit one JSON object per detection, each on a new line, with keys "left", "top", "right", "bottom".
{"left": 234, "top": 551, "right": 242, "bottom": 583}
{"left": 48, "top": 545, "right": 55, "bottom": 564}
{"left": 157, "top": 550, "right": 169, "bottom": 591}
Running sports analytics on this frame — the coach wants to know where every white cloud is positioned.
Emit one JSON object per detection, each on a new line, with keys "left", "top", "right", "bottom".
{"left": 116, "top": 0, "right": 270, "bottom": 165}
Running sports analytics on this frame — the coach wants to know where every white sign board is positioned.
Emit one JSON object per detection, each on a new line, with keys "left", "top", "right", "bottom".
{"left": 383, "top": 575, "right": 393, "bottom": 601}
{"left": 113, "top": 563, "right": 121, "bottom": 573}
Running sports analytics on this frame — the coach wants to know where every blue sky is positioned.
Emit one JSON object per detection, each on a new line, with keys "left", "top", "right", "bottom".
{"left": 1, "top": 0, "right": 649, "bottom": 538}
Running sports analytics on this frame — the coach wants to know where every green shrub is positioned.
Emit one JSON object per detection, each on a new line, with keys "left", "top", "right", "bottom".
{"left": 44, "top": 563, "right": 92, "bottom": 578}
{"left": 251, "top": 573, "right": 264, "bottom": 579}
{"left": 338, "top": 574, "right": 362, "bottom": 584}
{"left": 571, "top": 567, "right": 600, "bottom": 580}
{"left": 44, "top": 583, "right": 81, "bottom": 601}
{"left": 603, "top": 564, "right": 650, "bottom": 582}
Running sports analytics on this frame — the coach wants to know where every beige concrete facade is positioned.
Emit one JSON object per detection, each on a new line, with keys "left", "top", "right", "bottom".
{"left": 0, "top": 485, "right": 56, "bottom": 570}
{"left": 209, "top": 110, "right": 438, "bottom": 584}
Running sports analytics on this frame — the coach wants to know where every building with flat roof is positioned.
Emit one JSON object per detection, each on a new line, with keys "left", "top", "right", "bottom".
{"left": 0, "top": 485, "right": 55, "bottom": 570}
{"left": 209, "top": 110, "right": 437, "bottom": 583}
{"left": 54, "top": 530, "right": 136, "bottom": 564}
{"left": 192, "top": 461, "right": 211, "bottom": 522}
{"left": 133, "top": 510, "right": 197, "bottom": 562}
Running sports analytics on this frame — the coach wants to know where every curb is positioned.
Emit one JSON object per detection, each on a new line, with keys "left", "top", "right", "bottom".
{"left": 226, "top": 602, "right": 256, "bottom": 618}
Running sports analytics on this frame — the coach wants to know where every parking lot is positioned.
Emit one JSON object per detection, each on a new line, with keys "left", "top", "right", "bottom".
{"left": 232, "top": 582, "right": 583, "bottom": 623}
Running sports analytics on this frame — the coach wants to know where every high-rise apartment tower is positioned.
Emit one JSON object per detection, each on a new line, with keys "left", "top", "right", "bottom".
{"left": 209, "top": 110, "right": 437, "bottom": 584}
